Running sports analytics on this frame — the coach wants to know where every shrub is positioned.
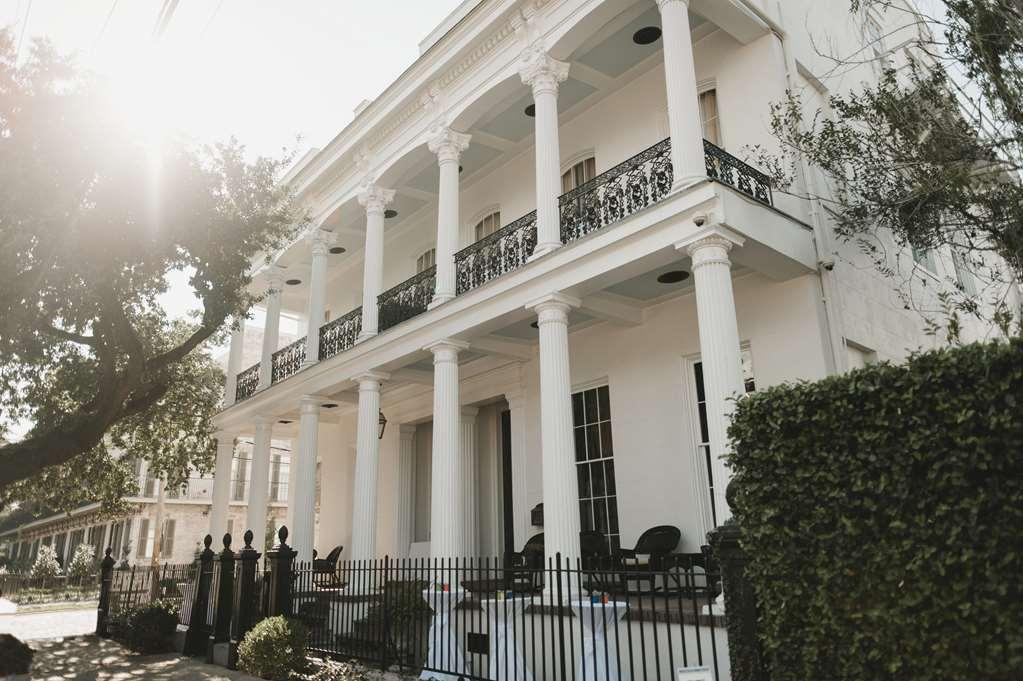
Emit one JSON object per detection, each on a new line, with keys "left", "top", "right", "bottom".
{"left": 66, "top": 543, "right": 95, "bottom": 579}
{"left": 30, "top": 545, "right": 61, "bottom": 579}
{"left": 237, "top": 616, "right": 310, "bottom": 680}
{"left": 307, "top": 658, "right": 370, "bottom": 681}
{"left": 727, "top": 339, "right": 1023, "bottom": 681}
{"left": 120, "top": 599, "right": 180, "bottom": 654}
{"left": 0, "top": 634, "right": 33, "bottom": 675}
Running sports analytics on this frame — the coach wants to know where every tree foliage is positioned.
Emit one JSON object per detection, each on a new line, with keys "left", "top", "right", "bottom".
{"left": 29, "top": 545, "right": 60, "bottom": 579}
{"left": 66, "top": 543, "right": 95, "bottom": 579}
{"left": 756, "top": 0, "right": 1023, "bottom": 331}
{"left": 0, "top": 30, "right": 302, "bottom": 504}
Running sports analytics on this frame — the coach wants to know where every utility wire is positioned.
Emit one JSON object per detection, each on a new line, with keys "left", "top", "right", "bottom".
{"left": 15, "top": 0, "right": 32, "bottom": 63}
{"left": 91, "top": 0, "right": 120, "bottom": 52}
{"left": 152, "top": 0, "right": 181, "bottom": 40}
{"left": 201, "top": 0, "right": 225, "bottom": 37}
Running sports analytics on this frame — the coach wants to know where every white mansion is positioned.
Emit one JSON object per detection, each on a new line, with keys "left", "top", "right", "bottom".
{"left": 205, "top": 0, "right": 1003, "bottom": 567}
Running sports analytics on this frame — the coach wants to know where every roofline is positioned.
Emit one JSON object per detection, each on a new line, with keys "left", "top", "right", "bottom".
{"left": 0, "top": 503, "right": 103, "bottom": 538}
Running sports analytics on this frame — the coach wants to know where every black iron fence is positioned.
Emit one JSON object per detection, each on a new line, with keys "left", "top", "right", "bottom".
{"left": 0, "top": 572, "right": 100, "bottom": 605}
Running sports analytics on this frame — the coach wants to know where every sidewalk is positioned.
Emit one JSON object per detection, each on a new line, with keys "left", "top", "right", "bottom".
{"left": 0, "top": 608, "right": 96, "bottom": 641}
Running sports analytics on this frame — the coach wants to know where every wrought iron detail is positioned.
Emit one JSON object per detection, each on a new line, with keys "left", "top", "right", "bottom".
{"left": 704, "top": 139, "right": 773, "bottom": 206}
{"left": 559, "top": 138, "right": 673, "bottom": 245}
{"left": 455, "top": 210, "right": 537, "bottom": 294}
{"left": 235, "top": 363, "right": 259, "bottom": 402}
{"left": 318, "top": 306, "right": 362, "bottom": 361}
{"left": 271, "top": 337, "right": 306, "bottom": 384}
{"left": 378, "top": 266, "right": 435, "bottom": 331}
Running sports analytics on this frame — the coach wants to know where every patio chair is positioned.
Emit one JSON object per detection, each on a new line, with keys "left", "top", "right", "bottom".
{"left": 311, "top": 545, "right": 344, "bottom": 589}
{"left": 611, "top": 525, "right": 681, "bottom": 595}
{"left": 457, "top": 533, "right": 546, "bottom": 595}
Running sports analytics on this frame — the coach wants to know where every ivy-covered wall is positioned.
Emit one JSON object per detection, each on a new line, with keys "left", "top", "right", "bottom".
{"left": 727, "top": 339, "right": 1022, "bottom": 681}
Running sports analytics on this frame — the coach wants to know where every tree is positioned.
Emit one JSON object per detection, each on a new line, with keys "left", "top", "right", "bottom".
{"left": 0, "top": 31, "right": 302, "bottom": 498}
{"left": 66, "top": 543, "right": 95, "bottom": 579}
{"left": 756, "top": 0, "right": 1022, "bottom": 334}
{"left": 30, "top": 545, "right": 60, "bottom": 579}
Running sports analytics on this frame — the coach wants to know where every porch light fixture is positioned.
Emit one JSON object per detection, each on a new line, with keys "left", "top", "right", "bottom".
{"left": 378, "top": 411, "right": 388, "bottom": 439}
{"left": 322, "top": 403, "right": 339, "bottom": 409}
{"left": 632, "top": 26, "right": 662, "bottom": 45}
{"left": 278, "top": 419, "right": 293, "bottom": 425}
{"left": 384, "top": 209, "right": 398, "bottom": 219}
{"left": 657, "top": 270, "right": 690, "bottom": 284}
{"left": 329, "top": 246, "right": 346, "bottom": 255}
{"left": 285, "top": 278, "right": 302, "bottom": 286}
{"left": 530, "top": 321, "right": 539, "bottom": 329}
{"left": 524, "top": 104, "right": 535, "bottom": 117}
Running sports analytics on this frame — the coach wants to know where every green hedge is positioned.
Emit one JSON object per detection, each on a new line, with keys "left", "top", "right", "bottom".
{"left": 727, "top": 339, "right": 1023, "bottom": 681}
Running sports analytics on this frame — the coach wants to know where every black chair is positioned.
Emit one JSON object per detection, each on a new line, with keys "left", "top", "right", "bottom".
{"left": 612, "top": 525, "right": 681, "bottom": 594}
{"left": 579, "top": 530, "right": 611, "bottom": 569}
{"left": 311, "top": 545, "right": 344, "bottom": 588}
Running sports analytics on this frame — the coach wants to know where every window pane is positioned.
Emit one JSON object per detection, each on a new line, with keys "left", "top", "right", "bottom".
{"left": 597, "top": 386, "right": 610, "bottom": 421}
{"left": 574, "top": 427, "right": 587, "bottom": 462}
{"left": 586, "top": 424, "right": 601, "bottom": 460}
{"left": 572, "top": 393, "right": 584, "bottom": 426}
{"left": 577, "top": 464, "right": 591, "bottom": 498}
{"left": 590, "top": 461, "right": 606, "bottom": 497}
{"left": 605, "top": 460, "right": 617, "bottom": 496}
{"left": 593, "top": 498, "right": 608, "bottom": 533}
{"left": 599, "top": 421, "right": 614, "bottom": 458}
{"left": 579, "top": 500, "right": 593, "bottom": 531}
{"left": 584, "top": 390, "right": 598, "bottom": 425}
{"left": 608, "top": 498, "right": 619, "bottom": 533}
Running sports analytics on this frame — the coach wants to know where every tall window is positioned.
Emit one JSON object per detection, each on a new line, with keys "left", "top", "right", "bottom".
{"left": 54, "top": 533, "right": 67, "bottom": 564}
{"left": 109, "top": 521, "right": 125, "bottom": 559}
{"left": 161, "top": 519, "right": 176, "bottom": 558}
{"left": 693, "top": 348, "right": 756, "bottom": 526}
{"left": 951, "top": 251, "right": 977, "bottom": 295}
{"left": 573, "top": 385, "right": 619, "bottom": 550}
{"left": 137, "top": 518, "right": 151, "bottom": 558}
{"left": 231, "top": 454, "right": 249, "bottom": 502}
{"left": 270, "top": 452, "right": 289, "bottom": 502}
{"left": 912, "top": 246, "right": 937, "bottom": 273}
{"left": 474, "top": 211, "right": 502, "bottom": 241}
{"left": 562, "top": 157, "right": 596, "bottom": 194}
{"left": 699, "top": 89, "right": 720, "bottom": 145}
{"left": 416, "top": 248, "right": 436, "bottom": 273}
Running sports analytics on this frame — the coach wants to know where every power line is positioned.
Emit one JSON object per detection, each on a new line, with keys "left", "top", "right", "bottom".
{"left": 91, "top": 0, "right": 120, "bottom": 52}
{"left": 152, "top": 0, "right": 181, "bottom": 40}
{"left": 15, "top": 0, "right": 32, "bottom": 63}
{"left": 201, "top": 0, "right": 225, "bottom": 37}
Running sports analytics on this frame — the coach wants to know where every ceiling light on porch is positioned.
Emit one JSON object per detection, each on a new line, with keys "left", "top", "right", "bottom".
{"left": 524, "top": 104, "right": 535, "bottom": 117}
{"left": 329, "top": 246, "right": 346, "bottom": 255}
{"left": 278, "top": 419, "right": 293, "bottom": 425}
{"left": 384, "top": 209, "right": 398, "bottom": 219}
{"left": 530, "top": 321, "right": 539, "bottom": 329}
{"left": 656, "top": 270, "right": 690, "bottom": 284}
{"left": 633, "top": 26, "right": 662, "bottom": 45}
{"left": 378, "top": 411, "right": 388, "bottom": 440}
{"left": 285, "top": 278, "right": 302, "bottom": 286}
{"left": 322, "top": 403, "right": 339, "bottom": 409}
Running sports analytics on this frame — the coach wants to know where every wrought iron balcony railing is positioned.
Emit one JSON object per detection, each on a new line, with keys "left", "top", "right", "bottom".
{"left": 271, "top": 337, "right": 306, "bottom": 384}
{"left": 235, "top": 363, "right": 259, "bottom": 402}
{"left": 165, "top": 477, "right": 215, "bottom": 501}
{"left": 378, "top": 266, "right": 435, "bottom": 331}
{"left": 559, "top": 138, "right": 674, "bottom": 245}
{"left": 704, "top": 139, "right": 773, "bottom": 206}
{"left": 455, "top": 210, "right": 537, "bottom": 294}
{"left": 319, "top": 306, "right": 362, "bottom": 361}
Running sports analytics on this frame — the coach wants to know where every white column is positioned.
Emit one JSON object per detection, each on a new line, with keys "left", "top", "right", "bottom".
{"left": 303, "top": 230, "right": 333, "bottom": 367}
{"left": 209, "top": 431, "right": 235, "bottom": 538}
{"left": 657, "top": 0, "right": 707, "bottom": 189}
{"left": 428, "top": 127, "right": 471, "bottom": 306}
{"left": 246, "top": 416, "right": 273, "bottom": 538}
{"left": 393, "top": 425, "right": 417, "bottom": 558}
{"left": 350, "top": 371, "right": 389, "bottom": 559}
{"left": 358, "top": 185, "right": 396, "bottom": 340}
{"left": 460, "top": 407, "right": 480, "bottom": 557}
{"left": 528, "top": 294, "right": 582, "bottom": 566}
{"left": 224, "top": 321, "right": 246, "bottom": 406}
{"left": 505, "top": 391, "right": 530, "bottom": 551}
{"left": 258, "top": 266, "right": 285, "bottom": 389}
{"left": 678, "top": 227, "right": 746, "bottom": 523}
{"left": 425, "top": 339, "right": 469, "bottom": 557}
{"left": 292, "top": 396, "right": 322, "bottom": 561}
{"left": 519, "top": 50, "right": 570, "bottom": 258}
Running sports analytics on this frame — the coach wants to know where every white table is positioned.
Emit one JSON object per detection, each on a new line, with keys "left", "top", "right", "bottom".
{"left": 420, "top": 589, "right": 471, "bottom": 681}
{"left": 571, "top": 599, "right": 628, "bottom": 681}
{"left": 479, "top": 596, "right": 535, "bottom": 681}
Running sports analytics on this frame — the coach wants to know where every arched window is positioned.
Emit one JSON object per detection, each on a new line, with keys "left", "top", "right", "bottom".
{"left": 416, "top": 247, "right": 436, "bottom": 273}
{"left": 562, "top": 157, "right": 596, "bottom": 193}
{"left": 474, "top": 211, "right": 501, "bottom": 241}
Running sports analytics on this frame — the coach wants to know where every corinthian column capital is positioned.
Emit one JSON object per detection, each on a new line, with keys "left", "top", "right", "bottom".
{"left": 427, "top": 126, "right": 471, "bottom": 164}
{"left": 358, "top": 185, "right": 396, "bottom": 214}
{"left": 518, "top": 48, "right": 569, "bottom": 95}
{"left": 306, "top": 228, "right": 336, "bottom": 257}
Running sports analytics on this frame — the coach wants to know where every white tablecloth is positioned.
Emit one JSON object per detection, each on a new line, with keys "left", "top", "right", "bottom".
{"left": 420, "top": 589, "right": 471, "bottom": 681}
{"left": 571, "top": 599, "right": 628, "bottom": 681}
{"left": 479, "top": 596, "right": 535, "bottom": 681}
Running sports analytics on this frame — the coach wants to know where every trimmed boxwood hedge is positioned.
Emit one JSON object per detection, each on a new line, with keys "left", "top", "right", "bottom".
{"left": 727, "top": 338, "right": 1022, "bottom": 681}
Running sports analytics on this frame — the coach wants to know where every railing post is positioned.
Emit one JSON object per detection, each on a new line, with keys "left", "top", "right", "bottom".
{"left": 95, "top": 548, "right": 116, "bottom": 637}
{"left": 707, "top": 519, "right": 768, "bottom": 681}
{"left": 265, "top": 526, "right": 296, "bottom": 617}
{"left": 233, "top": 529, "right": 262, "bottom": 648}
{"left": 185, "top": 535, "right": 216, "bottom": 656}
{"left": 208, "top": 533, "right": 236, "bottom": 663}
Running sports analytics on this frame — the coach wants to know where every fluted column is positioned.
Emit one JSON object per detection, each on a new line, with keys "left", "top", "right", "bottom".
{"left": 258, "top": 267, "right": 285, "bottom": 389}
{"left": 460, "top": 406, "right": 480, "bottom": 557}
{"left": 246, "top": 416, "right": 273, "bottom": 538}
{"left": 678, "top": 227, "right": 746, "bottom": 523}
{"left": 428, "top": 127, "right": 471, "bottom": 307}
{"left": 529, "top": 293, "right": 582, "bottom": 565}
{"left": 425, "top": 339, "right": 469, "bottom": 558}
{"left": 657, "top": 0, "right": 707, "bottom": 189}
{"left": 393, "top": 425, "right": 417, "bottom": 558}
{"left": 505, "top": 391, "right": 530, "bottom": 550}
{"left": 292, "top": 396, "right": 322, "bottom": 561}
{"left": 358, "top": 185, "right": 396, "bottom": 340}
{"left": 519, "top": 49, "right": 570, "bottom": 258}
{"left": 303, "top": 230, "right": 333, "bottom": 367}
{"left": 209, "top": 432, "right": 236, "bottom": 538}
{"left": 350, "top": 371, "right": 389, "bottom": 559}
{"left": 224, "top": 321, "right": 246, "bottom": 406}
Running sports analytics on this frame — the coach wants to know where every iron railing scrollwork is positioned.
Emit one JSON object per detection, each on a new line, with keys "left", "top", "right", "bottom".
{"left": 319, "top": 306, "right": 362, "bottom": 361}
{"left": 704, "top": 139, "right": 773, "bottom": 206}
{"left": 271, "top": 337, "right": 306, "bottom": 384}
{"left": 454, "top": 210, "right": 537, "bottom": 294}
{"left": 378, "top": 266, "right": 435, "bottom": 331}
{"left": 559, "top": 138, "right": 673, "bottom": 245}
{"left": 235, "top": 363, "right": 259, "bottom": 402}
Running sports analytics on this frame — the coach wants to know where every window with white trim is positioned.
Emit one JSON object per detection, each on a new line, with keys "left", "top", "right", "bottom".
{"left": 699, "top": 89, "right": 721, "bottom": 145}
{"left": 474, "top": 211, "right": 502, "bottom": 241}
{"left": 416, "top": 248, "right": 436, "bottom": 273}
{"left": 912, "top": 246, "right": 937, "bottom": 273}
{"left": 573, "top": 384, "right": 619, "bottom": 551}
{"left": 562, "top": 157, "right": 596, "bottom": 194}
{"left": 951, "top": 251, "right": 977, "bottom": 295}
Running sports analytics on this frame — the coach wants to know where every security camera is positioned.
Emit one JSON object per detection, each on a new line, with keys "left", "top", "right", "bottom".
{"left": 693, "top": 214, "right": 707, "bottom": 227}
{"left": 819, "top": 258, "right": 836, "bottom": 271}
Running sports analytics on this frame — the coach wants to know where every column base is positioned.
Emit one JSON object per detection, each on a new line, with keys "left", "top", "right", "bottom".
{"left": 528, "top": 241, "right": 562, "bottom": 262}
{"left": 670, "top": 173, "right": 708, "bottom": 195}
{"left": 300, "top": 360, "right": 317, "bottom": 370}
{"left": 357, "top": 331, "right": 377, "bottom": 343}
{"left": 428, "top": 293, "right": 455, "bottom": 309}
